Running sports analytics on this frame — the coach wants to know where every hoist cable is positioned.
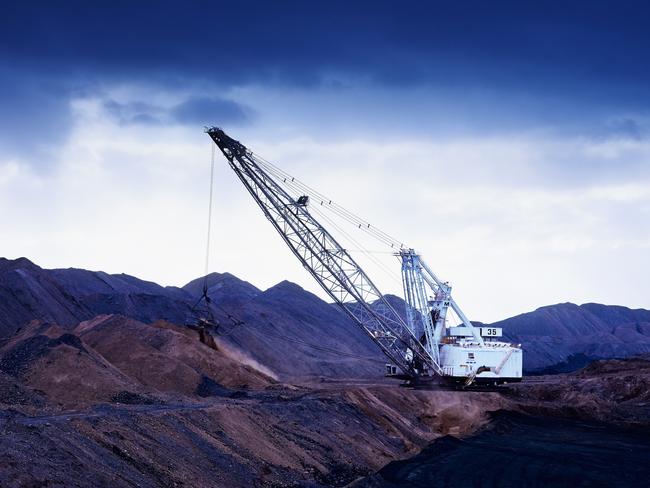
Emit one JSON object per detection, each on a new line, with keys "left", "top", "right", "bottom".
{"left": 257, "top": 159, "right": 403, "bottom": 253}
{"left": 262, "top": 166, "right": 397, "bottom": 278}
{"left": 259, "top": 161, "right": 403, "bottom": 286}
{"left": 259, "top": 162, "right": 403, "bottom": 286}
{"left": 253, "top": 154, "right": 406, "bottom": 250}
{"left": 256, "top": 157, "right": 398, "bottom": 246}
{"left": 203, "top": 143, "right": 216, "bottom": 295}
{"left": 309, "top": 204, "right": 402, "bottom": 286}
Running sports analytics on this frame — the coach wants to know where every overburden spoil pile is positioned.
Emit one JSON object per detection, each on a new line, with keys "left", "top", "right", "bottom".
{"left": 0, "top": 315, "right": 508, "bottom": 487}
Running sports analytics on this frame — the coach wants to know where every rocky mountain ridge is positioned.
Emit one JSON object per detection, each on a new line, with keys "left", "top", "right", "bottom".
{"left": 2, "top": 256, "right": 649, "bottom": 374}
{"left": 497, "top": 302, "right": 650, "bottom": 371}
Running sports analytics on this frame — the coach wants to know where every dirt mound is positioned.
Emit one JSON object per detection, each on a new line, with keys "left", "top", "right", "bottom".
{"left": 0, "top": 315, "right": 276, "bottom": 410}
{"left": 509, "top": 356, "right": 650, "bottom": 425}
{"left": 578, "top": 356, "right": 650, "bottom": 376}
{"left": 75, "top": 315, "right": 275, "bottom": 394}
{"left": 0, "top": 325, "right": 140, "bottom": 409}
{"left": 0, "top": 371, "right": 45, "bottom": 409}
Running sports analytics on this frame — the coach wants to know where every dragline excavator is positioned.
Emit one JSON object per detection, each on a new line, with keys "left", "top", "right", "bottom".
{"left": 207, "top": 127, "right": 522, "bottom": 386}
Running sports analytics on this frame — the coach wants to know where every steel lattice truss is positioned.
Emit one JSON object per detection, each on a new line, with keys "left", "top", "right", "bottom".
{"left": 207, "top": 127, "right": 439, "bottom": 377}
{"left": 400, "top": 249, "right": 484, "bottom": 353}
{"left": 400, "top": 250, "right": 440, "bottom": 365}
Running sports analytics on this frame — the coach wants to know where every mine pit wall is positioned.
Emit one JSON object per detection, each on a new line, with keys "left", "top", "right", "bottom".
{"left": 0, "top": 385, "right": 510, "bottom": 488}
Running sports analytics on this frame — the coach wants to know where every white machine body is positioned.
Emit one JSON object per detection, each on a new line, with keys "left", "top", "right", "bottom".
{"left": 439, "top": 339, "right": 522, "bottom": 384}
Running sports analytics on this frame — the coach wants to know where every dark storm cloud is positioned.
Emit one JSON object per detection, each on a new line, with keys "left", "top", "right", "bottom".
{"left": 171, "top": 97, "right": 252, "bottom": 125}
{"left": 104, "top": 97, "right": 252, "bottom": 126}
{"left": 2, "top": 1, "right": 649, "bottom": 90}
{"left": 0, "top": 69, "right": 74, "bottom": 161}
{"left": 2, "top": 0, "right": 650, "bottom": 162}
{"left": 601, "top": 119, "right": 645, "bottom": 141}
{"left": 104, "top": 100, "right": 163, "bottom": 126}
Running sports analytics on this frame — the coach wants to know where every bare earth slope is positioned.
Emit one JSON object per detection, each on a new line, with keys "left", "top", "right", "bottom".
{"left": 0, "top": 315, "right": 274, "bottom": 409}
{"left": 214, "top": 280, "right": 386, "bottom": 380}
{"left": 0, "top": 258, "right": 92, "bottom": 335}
{"left": 0, "top": 385, "right": 507, "bottom": 488}
{"left": 508, "top": 355, "right": 650, "bottom": 424}
{"left": 76, "top": 315, "right": 274, "bottom": 393}
{"left": 0, "top": 320, "right": 141, "bottom": 409}
{"left": 0, "top": 257, "right": 192, "bottom": 336}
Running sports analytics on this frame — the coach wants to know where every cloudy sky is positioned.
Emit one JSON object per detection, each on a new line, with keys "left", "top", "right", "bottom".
{"left": 1, "top": 1, "right": 648, "bottom": 321}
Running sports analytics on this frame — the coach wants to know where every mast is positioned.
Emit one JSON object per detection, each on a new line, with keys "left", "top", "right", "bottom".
{"left": 207, "top": 127, "right": 442, "bottom": 377}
